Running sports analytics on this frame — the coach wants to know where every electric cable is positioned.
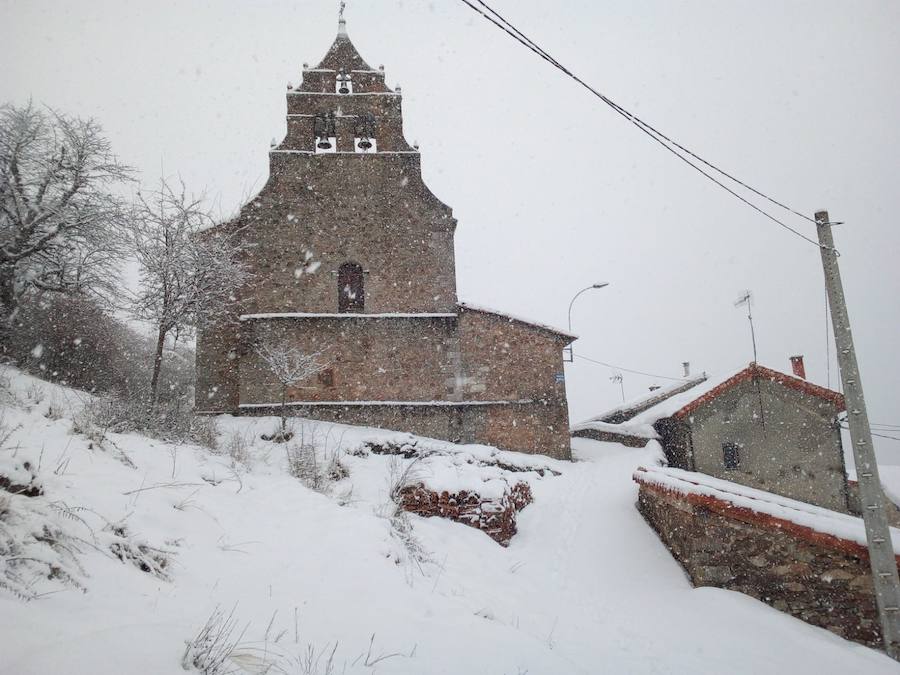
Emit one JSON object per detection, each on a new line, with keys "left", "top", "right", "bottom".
{"left": 458, "top": 0, "right": 826, "bottom": 248}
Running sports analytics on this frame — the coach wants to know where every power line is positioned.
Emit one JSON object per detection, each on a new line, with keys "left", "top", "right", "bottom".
{"left": 574, "top": 353, "right": 686, "bottom": 381}
{"left": 458, "top": 0, "right": 825, "bottom": 249}
{"left": 841, "top": 425, "right": 900, "bottom": 443}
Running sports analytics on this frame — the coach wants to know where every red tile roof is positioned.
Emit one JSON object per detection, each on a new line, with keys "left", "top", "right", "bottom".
{"left": 672, "top": 363, "right": 845, "bottom": 419}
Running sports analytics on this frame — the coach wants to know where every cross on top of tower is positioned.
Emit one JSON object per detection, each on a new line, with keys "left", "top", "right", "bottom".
{"left": 338, "top": 2, "right": 347, "bottom": 37}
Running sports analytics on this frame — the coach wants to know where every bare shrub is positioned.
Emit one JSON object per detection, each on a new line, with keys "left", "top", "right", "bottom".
{"left": 24, "top": 381, "right": 45, "bottom": 405}
{"left": 0, "top": 494, "right": 89, "bottom": 601}
{"left": 106, "top": 522, "right": 173, "bottom": 580}
{"left": 254, "top": 337, "right": 327, "bottom": 437}
{"left": 43, "top": 394, "right": 67, "bottom": 421}
{"left": 182, "top": 606, "right": 246, "bottom": 675}
{"left": 386, "top": 455, "right": 427, "bottom": 509}
{"left": 191, "top": 416, "right": 219, "bottom": 451}
{"left": 223, "top": 430, "right": 251, "bottom": 465}
{"left": 73, "top": 391, "right": 194, "bottom": 445}
{"left": 285, "top": 425, "right": 347, "bottom": 494}
{"left": 383, "top": 457, "right": 432, "bottom": 573}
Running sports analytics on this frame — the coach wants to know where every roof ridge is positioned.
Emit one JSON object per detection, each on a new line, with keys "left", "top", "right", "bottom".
{"left": 673, "top": 362, "right": 845, "bottom": 418}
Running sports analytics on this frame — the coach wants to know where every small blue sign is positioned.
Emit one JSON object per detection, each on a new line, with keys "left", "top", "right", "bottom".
{"left": 554, "top": 373, "right": 565, "bottom": 383}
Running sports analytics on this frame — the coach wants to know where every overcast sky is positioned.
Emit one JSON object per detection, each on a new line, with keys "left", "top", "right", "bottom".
{"left": 3, "top": 1, "right": 899, "bottom": 461}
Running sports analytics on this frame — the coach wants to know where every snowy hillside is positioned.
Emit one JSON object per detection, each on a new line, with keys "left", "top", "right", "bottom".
{"left": 0, "top": 367, "right": 895, "bottom": 674}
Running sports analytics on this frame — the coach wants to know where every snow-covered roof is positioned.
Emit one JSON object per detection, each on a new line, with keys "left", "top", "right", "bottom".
{"left": 629, "top": 363, "right": 844, "bottom": 427}
{"left": 457, "top": 302, "right": 576, "bottom": 341}
{"left": 634, "top": 465, "right": 900, "bottom": 557}
{"left": 573, "top": 375, "right": 708, "bottom": 430}
{"left": 239, "top": 312, "right": 457, "bottom": 321}
{"left": 574, "top": 363, "right": 844, "bottom": 438}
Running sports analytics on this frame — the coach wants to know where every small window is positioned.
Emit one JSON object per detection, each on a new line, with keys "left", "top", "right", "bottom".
{"left": 723, "top": 442, "right": 741, "bottom": 470}
{"left": 337, "top": 262, "right": 364, "bottom": 313}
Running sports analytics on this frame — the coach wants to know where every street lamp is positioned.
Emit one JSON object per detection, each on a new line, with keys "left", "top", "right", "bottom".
{"left": 565, "top": 282, "right": 609, "bottom": 362}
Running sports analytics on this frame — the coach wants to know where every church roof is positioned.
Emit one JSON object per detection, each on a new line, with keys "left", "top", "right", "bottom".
{"left": 457, "top": 302, "right": 577, "bottom": 342}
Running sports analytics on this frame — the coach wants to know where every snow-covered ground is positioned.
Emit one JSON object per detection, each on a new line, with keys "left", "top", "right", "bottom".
{"left": 0, "top": 367, "right": 895, "bottom": 674}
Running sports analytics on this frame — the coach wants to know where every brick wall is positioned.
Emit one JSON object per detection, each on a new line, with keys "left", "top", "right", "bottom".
{"left": 635, "top": 476, "right": 896, "bottom": 648}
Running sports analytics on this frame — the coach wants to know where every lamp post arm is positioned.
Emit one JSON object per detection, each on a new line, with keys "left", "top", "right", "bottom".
{"left": 568, "top": 285, "right": 596, "bottom": 333}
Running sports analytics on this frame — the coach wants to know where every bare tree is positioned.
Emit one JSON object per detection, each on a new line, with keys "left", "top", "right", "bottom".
{"left": 0, "top": 102, "right": 131, "bottom": 333}
{"left": 255, "top": 338, "right": 327, "bottom": 438}
{"left": 128, "top": 178, "right": 248, "bottom": 407}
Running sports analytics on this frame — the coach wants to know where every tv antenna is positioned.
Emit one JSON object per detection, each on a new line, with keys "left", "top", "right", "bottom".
{"left": 610, "top": 372, "right": 625, "bottom": 402}
{"left": 734, "top": 290, "right": 758, "bottom": 363}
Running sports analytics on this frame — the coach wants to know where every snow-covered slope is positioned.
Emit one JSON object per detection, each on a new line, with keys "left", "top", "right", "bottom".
{"left": 0, "top": 367, "right": 895, "bottom": 674}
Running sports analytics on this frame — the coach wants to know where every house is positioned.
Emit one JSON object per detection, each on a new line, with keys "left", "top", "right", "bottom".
{"left": 194, "top": 15, "right": 575, "bottom": 458}
{"left": 576, "top": 358, "right": 851, "bottom": 512}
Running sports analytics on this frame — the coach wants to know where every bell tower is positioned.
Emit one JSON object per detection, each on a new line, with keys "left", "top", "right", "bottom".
{"left": 230, "top": 8, "right": 459, "bottom": 319}
{"left": 275, "top": 9, "right": 417, "bottom": 157}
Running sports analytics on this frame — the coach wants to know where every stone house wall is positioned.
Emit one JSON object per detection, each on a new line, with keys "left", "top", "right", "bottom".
{"left": 636, "top": 476, "right": 895, "bottom": 649}
{"left": 665, "top": 378, "right": 850, "bottom": 512}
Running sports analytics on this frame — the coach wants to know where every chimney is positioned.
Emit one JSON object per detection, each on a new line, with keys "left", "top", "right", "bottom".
{"left": 648, "top": 385, "right": 661, "bottom": 392}
{"left": 682, "top": 361, "right": 690, "bottom": 378}
{"left": 790, "top": 355, "right": 806, "bottom": 380}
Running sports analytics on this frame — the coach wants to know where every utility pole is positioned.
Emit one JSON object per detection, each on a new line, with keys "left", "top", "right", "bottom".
{"left": 816, "top": 210, "right": 900, "bottom": 659}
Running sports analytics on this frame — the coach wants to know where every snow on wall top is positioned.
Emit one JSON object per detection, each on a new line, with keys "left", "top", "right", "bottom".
{"left": 569, "top": 418, "right": 660, "bottom": 439}
{"left": 634, "top": 465, "right": 900, "bottom": 557}
{"left": 238, "top": 399, "right": 534, "bottom": 409}
{"left": 239, "top": 312, "right": 458, "bottom": 321}
{"left": 457, "top": 302, "right": 576, "bottom": 341}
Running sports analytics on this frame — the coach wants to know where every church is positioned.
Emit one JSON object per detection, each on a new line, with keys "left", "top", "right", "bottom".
{"left": 195, "top": 14, "right": 574, "bottom": 459}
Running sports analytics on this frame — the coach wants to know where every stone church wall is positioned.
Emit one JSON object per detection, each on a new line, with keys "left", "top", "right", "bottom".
{"left": 635, "top": 474, "right": 894, "bottom": 649}
{"left": 240, "top": 154, "right": 457, "bottom": 315}
{"left": 458, "top": 309, "right": 571, "bottom": 458}
{"left": 238, "top": 315, "right": 459, "bottom": 404}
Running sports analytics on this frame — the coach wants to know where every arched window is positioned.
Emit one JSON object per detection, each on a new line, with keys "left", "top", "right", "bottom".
{"left": 338, "top": 262, "right": 364, "bottom": 313}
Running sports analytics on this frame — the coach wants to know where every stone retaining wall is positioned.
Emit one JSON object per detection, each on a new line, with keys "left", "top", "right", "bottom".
{"left": 635, "top": 473, "right": 899, "bottom": 649}
{"left": 398, "top": 482, "right": 532, "bottom": 546}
